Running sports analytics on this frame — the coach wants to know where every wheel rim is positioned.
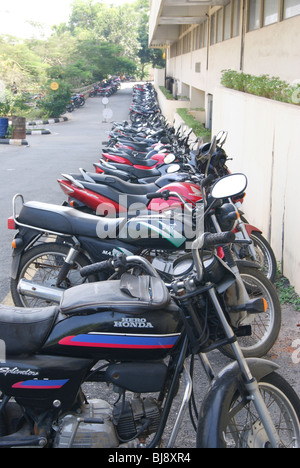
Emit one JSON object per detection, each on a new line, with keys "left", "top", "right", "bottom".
{"left": 250, "top": 233, "right": 273, "bottom": 281}
{"left": 17, "top": 251, "right": 86, "bottom": 307}
{"left": 223, "top": 381, "right": 300, "bottom": 448}
{"left": 236, "top": 272, "right": 276, "bottom": 354}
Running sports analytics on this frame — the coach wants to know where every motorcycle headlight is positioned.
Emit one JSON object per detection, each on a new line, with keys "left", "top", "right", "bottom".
{"left": 215, "top": 203, "right": 239, "bottom": 231}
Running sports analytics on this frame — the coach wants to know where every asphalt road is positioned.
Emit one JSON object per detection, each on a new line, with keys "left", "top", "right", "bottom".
{"left": 0, "top": 83, "right": 132, "bottom": 302}
{"left": 0, "top": 82, "right": 299, "bottom": 447}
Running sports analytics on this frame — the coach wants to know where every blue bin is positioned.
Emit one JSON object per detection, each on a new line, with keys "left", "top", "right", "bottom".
{"left": 0, "top": 118, "right": 9, "bottom": 137}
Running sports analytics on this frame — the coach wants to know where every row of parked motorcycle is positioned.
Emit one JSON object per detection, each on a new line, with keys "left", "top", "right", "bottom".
{"left": 66, "top": 92, "right": 86, "bottom": 112}
{"left": 89, "top": 77, "right": 121, "bottom": 98}
{"left": 2, "top": 82, "right": 300, "bottom": 448}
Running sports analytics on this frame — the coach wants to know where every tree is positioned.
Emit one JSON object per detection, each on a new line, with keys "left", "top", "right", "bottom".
{"left": 135, "top": 0, "right": 165, "bottom": 79}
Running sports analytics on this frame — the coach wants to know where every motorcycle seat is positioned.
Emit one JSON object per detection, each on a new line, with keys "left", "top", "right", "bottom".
{"left": 0, "top": 304, "right": 59, "bottom": 355}
{"left": 117, "top": 140, "right": 151, "bottom": 150}
{"left": 105, "top": 152, "right": 158, "bottom": 167}
{"left": 17, "top": 201, "right": 127, "bottom": 237}
{"left": 60, "top": 273, "right": 172, "bottom": 315}
{"left": 97, "top": 161, "right": 161, "bottom": 179}
{"left": 94, "top": 162, "right": 131, "bottom": 181}
{"left": 70, "top": 173, "right": 158, "bottom": 195}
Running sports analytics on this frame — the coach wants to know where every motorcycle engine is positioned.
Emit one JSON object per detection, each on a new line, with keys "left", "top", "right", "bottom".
{"left": 53, "top": 399, "right": 118, "bottom": 448}
{"left": 53, "top": 396, "right": 161, "bottom": 448}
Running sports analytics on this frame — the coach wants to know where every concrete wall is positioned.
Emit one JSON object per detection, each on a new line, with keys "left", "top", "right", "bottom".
{"left": 212, "top": 86, "right": 300, "bottom": 293}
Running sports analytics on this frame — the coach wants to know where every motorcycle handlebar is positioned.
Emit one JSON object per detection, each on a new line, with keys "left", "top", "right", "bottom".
{"left": 146, "top": 190, "right": 170, "bottom": 200}
{"left": 193, "top": 231, "right": 235, "bottom": 250}
{"left": 201, "top": 173, "right": 215, "bottom": 188}
{"left": 80, "top": 260, "right": 113, "bottom": 277}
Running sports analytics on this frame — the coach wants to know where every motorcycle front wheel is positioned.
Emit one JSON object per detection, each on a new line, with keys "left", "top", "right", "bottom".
{"left": 222, "top": 266, "right": 281, "bottom": 358}
{"left": 200, "top": 372, "right": 300, "bottom": 448}
{"left": 234, "top": 231, "right": 277, "bottom": 283}
{"left": 11, "top": 242, "right": 96, "bottom": 308}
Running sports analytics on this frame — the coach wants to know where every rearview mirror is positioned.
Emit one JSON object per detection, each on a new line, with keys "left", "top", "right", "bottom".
{"left": 166, "top": 164, "right": 180, "bottom": 173}
{"left": 164, "top": 154, "right": 176, "bottom": 164}
{"left": 211, "top": 173, "right": 247, "bottom": 199}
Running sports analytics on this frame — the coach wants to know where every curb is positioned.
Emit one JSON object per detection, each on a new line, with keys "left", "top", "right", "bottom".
{"left": 0, "top": 138, "right": 28, "bottom": 146}
{"left": 26, "top": 129, "right": 51, "bottom": 135}
{"left": 26, "top": 116, "right": 68, "bottom": 126}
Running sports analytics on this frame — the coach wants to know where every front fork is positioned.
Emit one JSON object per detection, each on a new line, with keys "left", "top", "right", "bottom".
{"left": 208, "top": 286, "right": 282, "bottom": 447}
{"left": 55, "top": 244, "right": 80, "bottom": 287}
{"left": 234, "top": 217, "right": 258, "bottom": 260}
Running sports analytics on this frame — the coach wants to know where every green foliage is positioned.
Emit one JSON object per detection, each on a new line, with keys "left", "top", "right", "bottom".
{"left": 176, "top": 108, "right": 211, "bottom": 140}
{"left": 38, "top": 82, "right": 72, "bottom": 118}
{"left": 0, "top": 0, "right": 159, "bottom": 118}
{"left": 275, "top": 274, "right": 300, "bottom": 311}
{"left": 159, "top": 86, "right": 175, "bottom": 100}
{"left": 0, "top": 90, "right": 32, "bottom": 117}
{"left": 221, "top": 69, "right": 300, "bottom": 105}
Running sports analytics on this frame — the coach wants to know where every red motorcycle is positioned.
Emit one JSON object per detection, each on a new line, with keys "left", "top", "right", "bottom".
{"left": 58, "top": 174, "right": 203, "bottom": 216}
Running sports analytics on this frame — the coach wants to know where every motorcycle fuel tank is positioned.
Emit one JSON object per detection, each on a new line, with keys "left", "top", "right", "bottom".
{"left": 41, "top": 275, "right": 183, "bottom": 361}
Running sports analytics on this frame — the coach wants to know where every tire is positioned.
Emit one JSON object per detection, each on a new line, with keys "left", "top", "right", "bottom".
{"left": 203, "top": 372, "right": 300, "bottom": 448}
{"left": 11, "top": 242, "right": 95, "bottom": 308}
{"left": 222, "top": 266, "right": 281, "bottom": 358}
{"left": 235, "top": 231, "right": 277, "bottom": 283}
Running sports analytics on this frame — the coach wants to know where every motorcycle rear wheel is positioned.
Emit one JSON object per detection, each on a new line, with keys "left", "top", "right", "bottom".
{"left": 221, "top": 266, "right": 281, "bottom": 358}
{"left": 11, "top": 242, "right": 96, "bottom": 308}
{"left": 202, "top": 372, "right": 300, "bottom": 448}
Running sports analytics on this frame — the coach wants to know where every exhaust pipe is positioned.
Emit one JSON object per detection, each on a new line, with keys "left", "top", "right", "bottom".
{"left": 18, "top": 279, "right": 63, "bottom": 303}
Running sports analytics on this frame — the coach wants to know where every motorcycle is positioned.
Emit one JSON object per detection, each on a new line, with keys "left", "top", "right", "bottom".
{"left": 193, "top": 131, "right": 277, "bottom": 282}
{"left": 58, "top": 139, "right": 276, "bottom": 284}
{"left": 8, "top": 174, "right": 281, "bottom": 359}
{"left": 0, "top": 176, "right": 299, "bottom": 447}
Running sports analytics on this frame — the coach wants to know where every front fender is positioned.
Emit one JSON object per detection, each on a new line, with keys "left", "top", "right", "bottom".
{"left": 197, "top": 358, "right": 279, "bottom": 448}
{"left": 235, "top": 259, "right": 260, "bottom": 269}
{"left": 245, "top": 224, "right": 262, "bottom": 235}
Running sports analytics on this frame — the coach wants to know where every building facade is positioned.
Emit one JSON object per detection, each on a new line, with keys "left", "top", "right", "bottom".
{"left": 149, "top": 0, "right": 300, "bottom": 127}
{"left": 149, "top": 0, "right": 300, "bottom": 293}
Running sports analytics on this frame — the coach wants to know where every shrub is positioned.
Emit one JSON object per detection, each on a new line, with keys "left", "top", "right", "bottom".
{"left": 176, "top": 108, "right": 211, "bottom": 140}
{"left": 221, "top": 69, "right": 300, "bottom": 105}
{"left": 159, "top": 86, "right": 175, "bottom": 100}
{"left": 38, "top": 82, "right": 72, "bottom": 118}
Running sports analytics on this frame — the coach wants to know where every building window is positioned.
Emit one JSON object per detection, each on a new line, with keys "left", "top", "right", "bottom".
{"left": 193, "top": 25, "right": 199, "bottom": 50}
{"left": 210, "top": 13, "right": 216, "bottom": 44}
{"left": 224, "top": 2, "right": 231, "bottom": 39}
{"left": 232, "top": 0, "right": 241, "bottom": 35}
{"left": 263, "top": 0, "right": 278, "bottom": 25}
{"left": 216, "top": 8, "right": 224, "bottom": 42}
{"left": 248, "top": 0, "right": 261, "bottom": 30}
{"left": 283, "top": 0, "right": 300, "bottom": 18}
{"left": 203, "top": 19, "right": 208, "bottom": 46}
{"left": 183, "top": 32, "right": 191, "bottom": 54}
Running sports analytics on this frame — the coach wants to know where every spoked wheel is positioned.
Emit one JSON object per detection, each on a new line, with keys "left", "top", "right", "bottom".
{"left": 234, "top": 231, "right": 277, "bottom": 283}
{"left": 215, "top": 373, "right": 300, "bottom": 448}
{"left": 222, "top": 266, "right": 281, "bottom": 358}
{"left": 11, "top": 242, "right": 95, "bottom": 308}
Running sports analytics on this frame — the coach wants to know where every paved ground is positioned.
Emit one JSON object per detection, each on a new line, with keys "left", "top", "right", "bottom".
{"left": 0, "top": 83, "right": 131, "bottom": 301}
{"left": 0, "top": 82, "right": 299, "bottom": 447}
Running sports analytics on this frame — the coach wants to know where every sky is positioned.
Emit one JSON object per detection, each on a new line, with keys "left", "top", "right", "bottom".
{"left": 0, "top": 0, "right": 136, "bottom": 39}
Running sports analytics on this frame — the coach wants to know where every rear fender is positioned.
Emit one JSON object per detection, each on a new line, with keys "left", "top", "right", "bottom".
{"left": 197, "top": 358, "right": 279, "bottom": 448}
{"left": 11, "top": 227, "right": 42, "bottom": 279}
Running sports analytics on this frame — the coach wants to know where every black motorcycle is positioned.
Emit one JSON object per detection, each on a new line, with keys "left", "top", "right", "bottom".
{"left": 0, "top": 225, "right": 299, "bottom": 447}
{"left": 8, "top": 174, "right": 281, "bottom": 359}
